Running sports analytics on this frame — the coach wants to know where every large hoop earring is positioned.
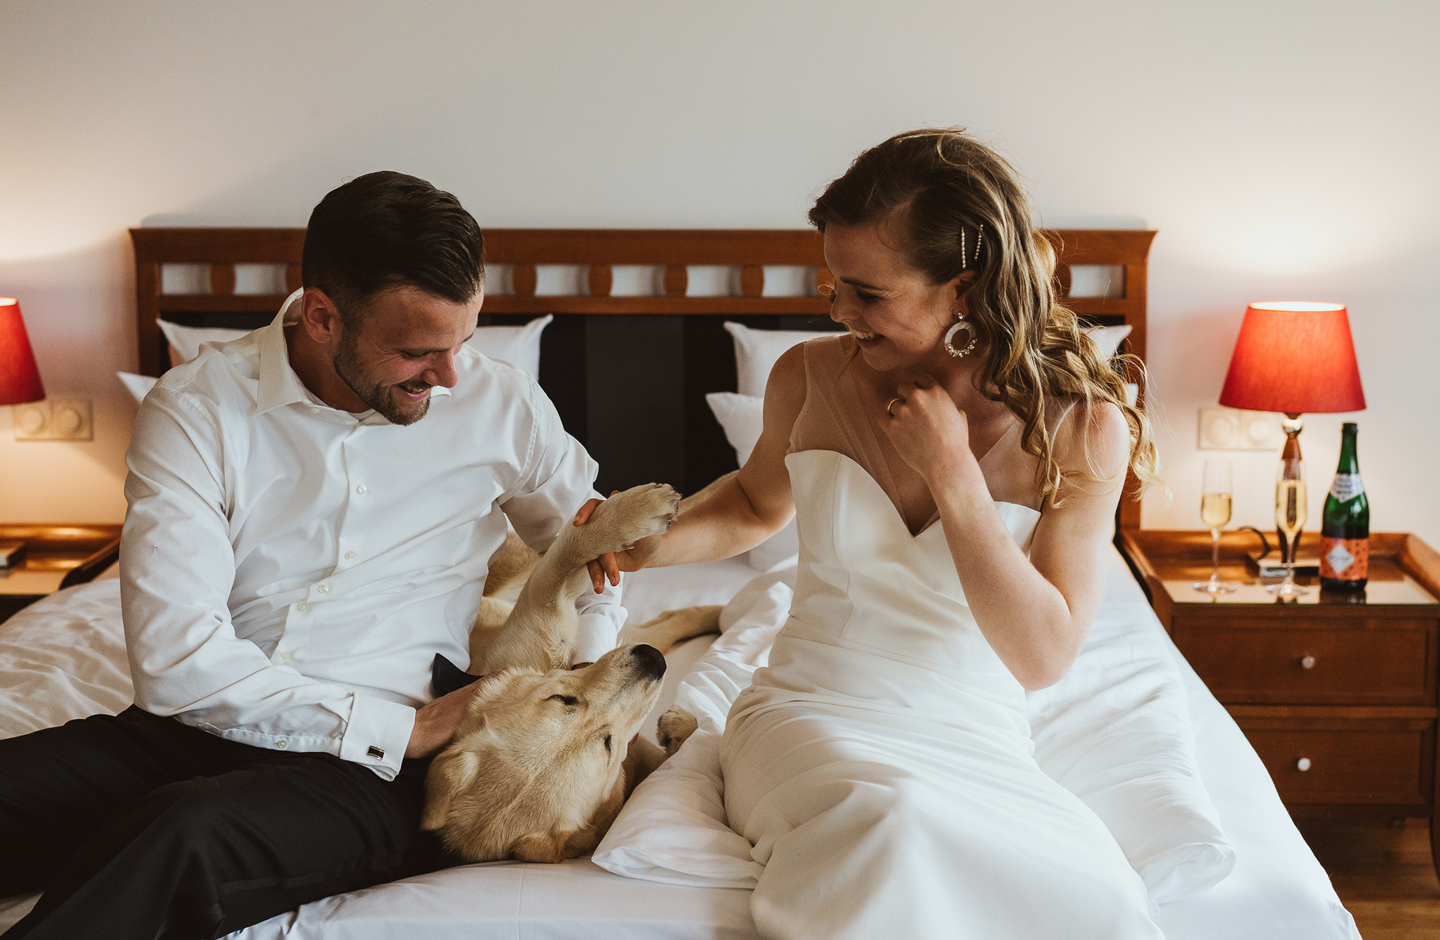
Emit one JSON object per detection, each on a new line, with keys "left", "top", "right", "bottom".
{"left": 944, "top": 317, "right": 976, "bottom": 358}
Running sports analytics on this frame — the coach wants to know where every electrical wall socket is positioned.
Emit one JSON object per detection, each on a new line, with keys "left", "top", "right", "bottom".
{"left": 1198, "top": 406, "right": 1281, "bottom": 451}
{"left": 12, "top": 398, "right": 94, "bottom": 441}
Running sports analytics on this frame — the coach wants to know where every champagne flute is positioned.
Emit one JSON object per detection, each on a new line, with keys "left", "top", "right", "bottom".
{"left": 1270, "top": 456, "right": 1308, "bottom": 598}
{"left": 1193, "top": 459, "right": 1237, "bottom": 594}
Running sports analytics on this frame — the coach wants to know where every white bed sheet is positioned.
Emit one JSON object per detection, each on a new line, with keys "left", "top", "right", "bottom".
{"left": 0, "top": 550, "right": 1358, "bottom": 939}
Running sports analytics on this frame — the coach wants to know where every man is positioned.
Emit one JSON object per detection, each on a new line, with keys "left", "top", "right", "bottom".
{"left": 0, "top": 172, "right": 622, "bottom": 939}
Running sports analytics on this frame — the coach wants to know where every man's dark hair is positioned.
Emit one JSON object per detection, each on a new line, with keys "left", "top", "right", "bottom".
{"left": 302, "top": 171, "right": 484, "bottom": 322}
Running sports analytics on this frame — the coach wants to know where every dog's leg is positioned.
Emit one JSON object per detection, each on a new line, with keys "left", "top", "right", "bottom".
{"left": 468, "top": 596, "right": 515, "bottom": 670}
{"left": 619, "top": 605, "right": 722, "bottom": 656}
{"left": 473, "top": 483, "right": 681, "bottom": 674}
{"left": 623, "top": 735, "right": 671, "bottom": 789}
{"left": 483, "top": 530, "right": 539, "bottom": 601}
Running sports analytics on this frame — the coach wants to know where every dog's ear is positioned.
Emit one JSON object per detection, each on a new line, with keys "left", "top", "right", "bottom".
{"left": 510, "top": 830, "right": 574, "bottom": 864}
{"left": 420, "top": 749, "right": 481, "bottom": 831}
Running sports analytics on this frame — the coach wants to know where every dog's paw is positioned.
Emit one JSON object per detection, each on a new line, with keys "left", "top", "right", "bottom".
{"left": 656, "top": 706, "right": 699, "bottom": 756}
{"left": 589, "top": 483, "right": 681, "bottom": 552}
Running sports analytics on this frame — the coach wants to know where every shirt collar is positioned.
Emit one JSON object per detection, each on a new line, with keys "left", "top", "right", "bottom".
{"left": 255, "top": 289, "right": 454, "bottom": 418}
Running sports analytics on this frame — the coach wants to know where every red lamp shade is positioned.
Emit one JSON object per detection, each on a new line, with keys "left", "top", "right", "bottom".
{"left": 1219, "top": 302, "right": 1365, "bottom": 415}
{"left": 0, "top": 298, "right": 46, "bottom": 406}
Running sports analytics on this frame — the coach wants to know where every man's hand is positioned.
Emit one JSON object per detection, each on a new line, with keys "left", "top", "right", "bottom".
{"left": 406, "top": 680, "right": 487, "bottom": 759}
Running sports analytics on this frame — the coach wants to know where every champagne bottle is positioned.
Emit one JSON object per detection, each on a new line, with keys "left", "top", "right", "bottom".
{"left": 1319, "top": 422, "right": 1369, "bottom": 590}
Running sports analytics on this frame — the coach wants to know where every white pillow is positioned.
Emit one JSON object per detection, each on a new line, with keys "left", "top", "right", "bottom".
{"left": 157, "top": 321, "right": 251, "bottom": 366}
{"left": 157, "top": 315, "right": 552, "bottom": 378}
{"left": 704, "top": 392, "right": 763, "bottom": 465}
{"left": 704, "top": 392, "right": 799, "bottom": 570}
{"left": 723, "top": 321, "right": 835, "bottom": 398}
{"left": 464, "top": 314, "right": 552, "bottom": 378}
{"left": 595, "top": 568, "right": 794, "bottom": 888}
{"left": 1090, "top": 323, "right": 1133, "bottom": 358}
{"left": 117, "top": 372, "right": 159, "bottom": 405}
{"left": 723, "top": 322, "right": 1128, "bottom": 398}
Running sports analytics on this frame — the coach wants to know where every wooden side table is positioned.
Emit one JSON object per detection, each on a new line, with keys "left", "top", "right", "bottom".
{"left": 1117, "top": 528, "right": 1440, "bottom": 872}
{"left": 0, "top": 524, "right": 122, "bottom": 624}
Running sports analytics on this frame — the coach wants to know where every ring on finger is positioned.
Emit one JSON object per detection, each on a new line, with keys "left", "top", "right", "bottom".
{"left": 886, "top": 396, "right": 904, "bottom": 417}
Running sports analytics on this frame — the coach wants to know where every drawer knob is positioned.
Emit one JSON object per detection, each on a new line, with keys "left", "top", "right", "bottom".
{"left": 1300, "top": 655, "right": 1316, "bottom": 670}
{"left": 1297, "top": 757, "right": 1312, "bottom": 772}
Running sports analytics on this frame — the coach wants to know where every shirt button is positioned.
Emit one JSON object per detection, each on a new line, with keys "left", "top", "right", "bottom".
{"left": 276, "top": 739, "right": 289, "bottom": 750}
{"left": 355, "top": 484, "right": 367, "bottom": 494}
{"left": 280, "top": 651, "right": 294, "bottom": 662}
{"left": 296, "top": 601, "right": 311, "bottom": 613}
{"left": 309, "top": 407, "right": 320, "bottom": 414}
{"left": 316, "top": 583, "right": 330, "bottom": 594}
{"left": 344, "top": 550, "right": 357, "bottom": 560}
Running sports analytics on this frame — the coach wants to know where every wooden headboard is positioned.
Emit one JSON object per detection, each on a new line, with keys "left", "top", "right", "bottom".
{"left": 129, "top": 227, "right": 1156, "bottom": 528}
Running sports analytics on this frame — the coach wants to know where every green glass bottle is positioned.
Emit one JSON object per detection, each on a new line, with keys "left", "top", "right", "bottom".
{"left": 1319, "top": 422, "right": 1369, "bottom": 590}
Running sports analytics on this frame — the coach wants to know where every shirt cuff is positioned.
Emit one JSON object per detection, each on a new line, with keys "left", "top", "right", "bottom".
{"left": 573, "top": 610, "right": 624, "bottom": 665}
{"left": 340, "top": 694, "right": 416, "bottom": 780}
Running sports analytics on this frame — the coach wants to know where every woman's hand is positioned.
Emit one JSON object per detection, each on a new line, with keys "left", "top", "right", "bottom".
{"left": 573, "top": 495, "right": 663, "bottom": 594}
{"left": 880, "top": 375, "right": 978, "bottom": 486}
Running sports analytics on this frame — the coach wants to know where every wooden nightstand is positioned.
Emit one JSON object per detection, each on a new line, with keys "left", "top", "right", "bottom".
{"left": 0, "top": 524, "right": 122, "bottom": 624}
{"left": 1117, "top": 528, "right": 1440, "bottom": 871}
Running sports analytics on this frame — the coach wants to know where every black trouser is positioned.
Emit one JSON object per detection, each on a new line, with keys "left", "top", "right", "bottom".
{"left": 0, "top": 706, "right": 444, "bottom": 940}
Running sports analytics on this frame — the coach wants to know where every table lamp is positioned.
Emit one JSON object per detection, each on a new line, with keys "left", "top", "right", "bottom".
{"left": 1219, "top": 301, "right": 1366, "bottom": 598}
{"left": 1, "top": 297, "right": 45, "bottom": 568}
{"left": 0, "top": 298, "right": 46, "bottom": 407}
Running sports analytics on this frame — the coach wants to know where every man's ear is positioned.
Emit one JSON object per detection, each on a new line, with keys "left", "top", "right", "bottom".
{"left": 298, "top": 288, "right": 345, "bottom": 346}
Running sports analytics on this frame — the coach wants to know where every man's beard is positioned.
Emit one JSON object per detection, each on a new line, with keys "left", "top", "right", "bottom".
{"left": 332, "top": 330, "right": 431, "bottom": 426}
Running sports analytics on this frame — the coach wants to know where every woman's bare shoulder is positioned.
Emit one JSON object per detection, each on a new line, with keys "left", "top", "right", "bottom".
{"left": 1052, "top": 397, "right": 1129, "bottom": 485}
{"left": 765, "top": 342, "right": 809, "bottom": 406}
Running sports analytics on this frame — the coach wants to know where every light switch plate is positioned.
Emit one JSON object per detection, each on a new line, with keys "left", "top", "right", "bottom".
{"left": 12, "top": 398, "right": 93, "bottom": 441}
{"left": 1198, "top": 406, "right": 1281, "bottom": 451}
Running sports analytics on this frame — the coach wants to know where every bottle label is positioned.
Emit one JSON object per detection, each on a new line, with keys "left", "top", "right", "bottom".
{"left": 1320, "top": 536, "right": 1369, "bottom": 581}
{"left": 1329, "top": 473, "right": 1365, "bottom": 501}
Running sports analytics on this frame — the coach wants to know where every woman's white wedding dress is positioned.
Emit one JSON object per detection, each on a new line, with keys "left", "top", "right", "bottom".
{"left": 718, "top": 338, "right": 1162, "bottom": 940}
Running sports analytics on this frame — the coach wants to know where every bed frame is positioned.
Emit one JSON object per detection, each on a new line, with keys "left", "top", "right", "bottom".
{"left": 129, "top": 227, "right": 1156, "bottom": 528}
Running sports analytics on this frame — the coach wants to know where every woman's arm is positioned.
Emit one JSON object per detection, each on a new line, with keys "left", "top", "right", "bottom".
{"left": 582, "top": 342, "right": 808, "bottom": 586}
{"left": 884, "top": 380, "right": 1130, "bottom": 690}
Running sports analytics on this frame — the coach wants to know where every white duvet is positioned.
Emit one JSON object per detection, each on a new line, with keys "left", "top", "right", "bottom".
{"left": 0, "top": 554, "right": 1360, "bottom": 940}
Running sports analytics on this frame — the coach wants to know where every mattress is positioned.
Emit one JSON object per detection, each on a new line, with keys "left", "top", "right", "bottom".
{"left": 0, "top": 550, "right": 1359, "bottom": 939}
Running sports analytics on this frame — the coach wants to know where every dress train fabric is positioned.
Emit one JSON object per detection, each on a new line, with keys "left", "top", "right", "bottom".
{"left": 720, "top": 450, "right": 1163, "bottom": 940}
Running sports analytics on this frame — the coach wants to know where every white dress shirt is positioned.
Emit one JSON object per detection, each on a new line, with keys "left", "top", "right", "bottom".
{"left": 120, "top": 291, "right": 623, "bottom": 780}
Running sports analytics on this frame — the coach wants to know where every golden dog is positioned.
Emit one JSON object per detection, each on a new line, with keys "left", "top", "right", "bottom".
{"left": 422, "top": 482, "right": 718, "bottom": 863}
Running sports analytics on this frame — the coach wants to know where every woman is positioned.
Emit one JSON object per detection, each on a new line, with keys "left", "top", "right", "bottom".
{"left": 590, "top": 128, "right": 1164, "bottom": 939}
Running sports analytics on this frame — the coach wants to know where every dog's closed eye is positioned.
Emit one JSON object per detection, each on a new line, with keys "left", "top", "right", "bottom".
{"left": 603, "top": 734, "right": 612, "bottom": 753}
{"left": 547, "top": 694, "right": 580, "bottom": 707}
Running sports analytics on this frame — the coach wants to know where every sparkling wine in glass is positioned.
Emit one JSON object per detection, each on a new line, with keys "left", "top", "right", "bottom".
{"left": 1270, "top": 458, "right": 1308, "bottom": 598}
{"left": 1193, "top": 459, "right": 1237, "bottom": 594}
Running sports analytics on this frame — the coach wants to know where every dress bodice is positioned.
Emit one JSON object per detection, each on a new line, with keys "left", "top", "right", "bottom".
{"left": 737, "top": 449, "right": 1041, "bottom": 745}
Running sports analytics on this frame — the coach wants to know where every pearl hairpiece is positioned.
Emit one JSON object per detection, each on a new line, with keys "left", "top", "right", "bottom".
{"left": 961, "top": 223, "right": 985, "bottom": 270}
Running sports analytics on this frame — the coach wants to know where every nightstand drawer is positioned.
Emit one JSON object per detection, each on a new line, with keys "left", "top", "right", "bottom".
{"left": 1175, "top": 619, "right": 1436, "bottom": 705}
{"left": 1236, "top": 717, "right": 1433, "bottom": 807}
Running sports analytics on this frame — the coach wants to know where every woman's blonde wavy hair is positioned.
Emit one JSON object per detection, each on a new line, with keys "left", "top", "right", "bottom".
{"left": 809, "top": 127, "right": 1161, "bottom": 505}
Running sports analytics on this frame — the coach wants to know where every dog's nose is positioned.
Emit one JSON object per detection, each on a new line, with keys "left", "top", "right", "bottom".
{"left": 630, "top": 643, "right": 666, "bottom": 678}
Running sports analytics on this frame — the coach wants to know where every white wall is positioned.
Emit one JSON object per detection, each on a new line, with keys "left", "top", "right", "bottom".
{"left": 2, "top": 0, "right": 1437, "bottom": 548}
